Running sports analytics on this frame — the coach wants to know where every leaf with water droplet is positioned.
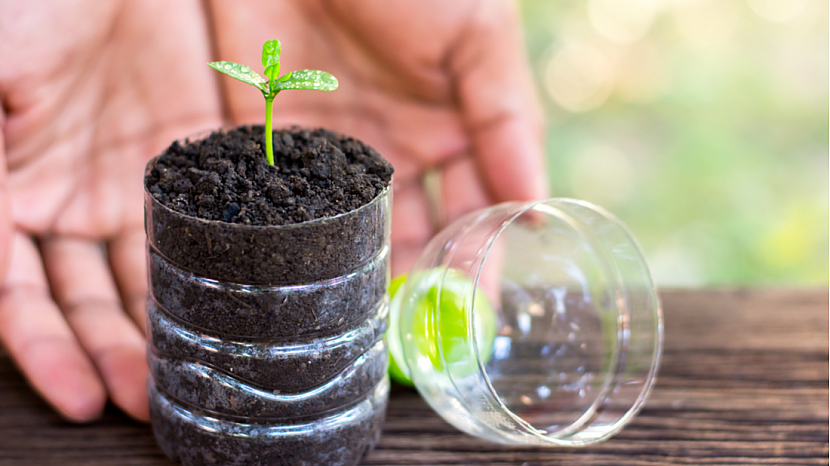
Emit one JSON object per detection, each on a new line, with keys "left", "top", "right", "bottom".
{"left": 262, "top": 40, "right": 281, "bottom": 86}
{"left": 273, "top": 70, "right": 339, "bottom": 92}
{"left": 262, "top": 40, "right": 281, "bottom": 69}
{"left": 208, "top": 61, "right": 265, "bottom": 91}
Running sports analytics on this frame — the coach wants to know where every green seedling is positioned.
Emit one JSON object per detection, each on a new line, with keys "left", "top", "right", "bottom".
{"left": 208, "top": 39, "right": 338, "bottom": 166}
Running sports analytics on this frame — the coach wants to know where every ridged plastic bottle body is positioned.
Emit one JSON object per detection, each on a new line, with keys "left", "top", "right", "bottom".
{"left": 145, "top": 171, "right": 391, "bottom": 466}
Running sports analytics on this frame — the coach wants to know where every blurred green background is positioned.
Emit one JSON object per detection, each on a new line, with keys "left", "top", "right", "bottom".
{"left": 519, "top": 0, "right": 828, "bottom": 287}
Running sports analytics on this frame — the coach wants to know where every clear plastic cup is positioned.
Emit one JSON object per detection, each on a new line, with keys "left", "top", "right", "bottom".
{"left": 389, "top": 198, "right": 663, "bottom": 446}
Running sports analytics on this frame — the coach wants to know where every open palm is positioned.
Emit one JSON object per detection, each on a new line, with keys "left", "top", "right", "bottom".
{"left": 0, "top": 0, "right": 222, "bottom": 421}
{"left": 0, "top": 0, "right": 545, "bottom": 422}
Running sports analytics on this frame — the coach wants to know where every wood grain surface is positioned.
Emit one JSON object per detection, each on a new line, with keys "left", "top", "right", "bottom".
{"left": 0, "top": 289, "right": 827, "bottom": 465}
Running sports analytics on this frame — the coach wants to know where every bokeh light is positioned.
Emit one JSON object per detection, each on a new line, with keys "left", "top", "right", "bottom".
{"left": 673, "top": 0, "right": 740, "bottom": 47}
{"left": 521, "top": 0, "right": 828, "bottom": 286}
{"left": 587, "top": 0, "right": 660, "bottom": 44}
{"left": 543, "top": 42, "right": 614, "bottom": 112}
{"left": 747, "top": 0, "right": 809, "bottom": 23}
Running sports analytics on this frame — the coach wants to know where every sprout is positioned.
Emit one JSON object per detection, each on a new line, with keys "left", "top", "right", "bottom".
{"left": 209, "top": 39, "right": 339, "bottom": 166}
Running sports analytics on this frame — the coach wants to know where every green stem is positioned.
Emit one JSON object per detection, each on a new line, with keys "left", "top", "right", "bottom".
{"left": 264, "top": 95, "right": 275, "bottom": 166}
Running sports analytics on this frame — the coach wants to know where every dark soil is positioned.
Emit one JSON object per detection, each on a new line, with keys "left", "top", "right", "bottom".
{"left": 149, "top": 377, "right": 388, "bottom": 466}
{"left": 147, "top": 300, "right": 387, "bottom": 393}
{"left": 145, "top": 126, "right": 393, "bottom": 286}
{"left": 145, "top": 125, "right": 391, "bottom": 465}
{"left": 149, "top": 340, "right": 388, "bottom": 419}
{"left": 146, "top": 125, "right": 393, "bottom": 226}
{"left": 147, "top": 246, "right": 388, "bottom": 339}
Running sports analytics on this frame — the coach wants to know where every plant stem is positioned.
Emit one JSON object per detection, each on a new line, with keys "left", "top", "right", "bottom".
{"left": 264, "top": 95, "right": 275, "bottom": 166}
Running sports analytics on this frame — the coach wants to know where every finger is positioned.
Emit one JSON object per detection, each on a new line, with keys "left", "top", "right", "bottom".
{"left": 390, "top": 179, "right": 434, "bottom": 278}
{"left": 451, "top": 0, "right": 548, "bottom": 203}
{"left": 107, "top": 226, "right": 148, "bottom": 335}
{"left": 438, "top": 156, "right": 503, "bottom": 303}
{"left": 40, "top": 236, "right": 149, "bottom": 422}
{"left": 393, "top": 156, "right": 492, "bottom": 279}
{"left": 0, "top": 232, "right": 106, "bottom": 422}
{"left": 442, "top": 155, "right": 492, "bottom": 226}
{"left": 0, "top": 109, "right": 13, "bottom": 286}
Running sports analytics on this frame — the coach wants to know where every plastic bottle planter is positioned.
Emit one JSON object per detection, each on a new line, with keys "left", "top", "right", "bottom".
{"left": 145, "top": 159, "right": 391, "bottom": 466}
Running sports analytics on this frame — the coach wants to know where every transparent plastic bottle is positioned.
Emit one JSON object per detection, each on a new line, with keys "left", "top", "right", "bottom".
{"left": 145, "top": 162, "right": 391, "bottom": 466}
{"left": 389, "top": 198, "right": 663, "bottom": 446}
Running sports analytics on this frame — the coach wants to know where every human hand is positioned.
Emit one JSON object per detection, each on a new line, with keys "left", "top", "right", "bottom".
{"left": 0, "top": 0, "right": 545, "bottom": 423}
{"left": 207, "top": 0, "right": 547, "bottom": 277}
{"left": 0, "top": 0, "right": 223, "bottom": 422}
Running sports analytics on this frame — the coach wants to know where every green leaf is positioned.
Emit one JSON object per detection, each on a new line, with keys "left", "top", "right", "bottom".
{"left": 272, "top": 70, "right": 339, "bottom": 91}
{"left": 264, "top": 65, "right": 279, "bottom": 90}
{"left": 262, "top": 40, "right": 282, "bottom": 88}
{"left": 208, "top": 61, "right": 265, "bottom": 91}
{"left": 262, "top": 40, "right": 282, "bottom": 69}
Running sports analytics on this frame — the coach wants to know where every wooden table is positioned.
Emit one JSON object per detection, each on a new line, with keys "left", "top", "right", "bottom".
{"left": 1, "top": 289, "right": 827, "bottom": 465}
